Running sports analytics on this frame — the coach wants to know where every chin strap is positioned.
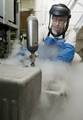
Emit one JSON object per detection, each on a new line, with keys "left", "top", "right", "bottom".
{"left": 48, "top": 16, "right": 70, "bottom": 39}
{"left": 47, "top": 28, "right": 65, "bottom": 39}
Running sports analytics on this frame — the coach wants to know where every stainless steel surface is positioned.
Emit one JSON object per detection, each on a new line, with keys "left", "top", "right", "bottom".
{"left": 5, "top": 0, "right": 14, "bottom": 23}
{"left": 0, "top": 64, "right": 41, "bottom": 120}
{"left": 27, "top": 14, "right": 38, "bottom": 53}
{"left": 0, "top": 98, "right": 17, "bottom": 120}
{"left": 0, "top": 0, "right": 14, "bottom": 23}
{"left": 0, "top": 0, "right": 3, "bottom": 18}
{"left": 0, "top": 0, "right": 18, "bottom": 29}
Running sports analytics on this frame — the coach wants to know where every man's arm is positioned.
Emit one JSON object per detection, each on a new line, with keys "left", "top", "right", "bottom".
{"left": 52, "top": 43, "right": 75, "bottom": 63}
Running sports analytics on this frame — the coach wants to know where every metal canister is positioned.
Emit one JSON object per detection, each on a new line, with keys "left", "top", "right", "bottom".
{"left": 27, "top": 14, "right": 38, "bottom": 53}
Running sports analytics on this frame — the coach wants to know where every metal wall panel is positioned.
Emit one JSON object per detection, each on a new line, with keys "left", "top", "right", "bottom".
{"left": 5, "top": 0, "right": 14, "bottom": 23}
{"left": 0, "top": 0, "right": 3, "bottom": 18}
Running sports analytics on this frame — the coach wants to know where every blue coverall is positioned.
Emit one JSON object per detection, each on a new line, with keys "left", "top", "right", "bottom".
{"left": 38, "top": 36, "right": 75, "bottom": 63}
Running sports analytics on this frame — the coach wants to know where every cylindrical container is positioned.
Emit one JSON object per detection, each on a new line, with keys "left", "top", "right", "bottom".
{"left": 27, "top": 14, "right": 38, "bottom": 53}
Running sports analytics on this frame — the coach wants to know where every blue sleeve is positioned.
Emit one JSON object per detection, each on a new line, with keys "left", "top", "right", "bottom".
{"left": 42, "top": 36, "right": 75, "bottom": 63}
{"left": 43, "top": 36, "right": 57, "bottom": 45}
{"left": 52, "top": 43, "right": 75, "bottom": 63}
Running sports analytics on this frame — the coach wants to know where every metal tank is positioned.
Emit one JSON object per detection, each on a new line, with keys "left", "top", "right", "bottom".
{"left": 27, "top": 14, "right": 38, "bottom": 66}
{"left": 27, "top": 14, "right": 38, "bottom": 53}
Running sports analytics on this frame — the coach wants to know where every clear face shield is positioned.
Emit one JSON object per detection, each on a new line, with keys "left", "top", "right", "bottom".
{"left": 48, "top": 15, "right": 69, "bottom": 37}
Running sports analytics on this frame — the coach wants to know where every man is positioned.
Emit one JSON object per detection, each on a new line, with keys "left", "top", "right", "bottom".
{"left": 38, "top": 4, "right": 81, "bottom": 63}
{"left": 37, "top": 4, "right": 81, "bottom": 96}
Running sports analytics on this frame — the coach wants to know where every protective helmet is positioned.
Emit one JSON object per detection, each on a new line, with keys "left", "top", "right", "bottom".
{"left": 48, "top": 4, "right": 71, "bottom": 38}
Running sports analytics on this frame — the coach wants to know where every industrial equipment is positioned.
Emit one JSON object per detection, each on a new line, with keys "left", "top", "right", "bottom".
{"left": 0, "top": 64, "right": 41, "bottom": 120}
{"left": 0, "top": 0, "right": 19, "bottom": 58}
